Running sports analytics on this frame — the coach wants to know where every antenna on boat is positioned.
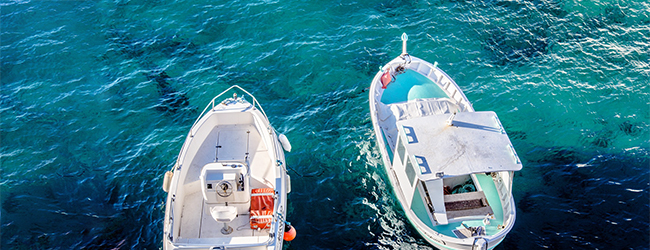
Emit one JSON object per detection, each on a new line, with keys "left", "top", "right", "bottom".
{"left": 401, "top": 33, "right": 408, "bottom": 56}
{"left": 215, "top": 132, "right": 221, "bottom": 162}
{"left": 245, "top": 130, "right": 250, "bottom": 163}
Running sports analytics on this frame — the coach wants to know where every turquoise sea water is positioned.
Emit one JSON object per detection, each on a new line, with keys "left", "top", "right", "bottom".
{"left": 1, "top": 0, "right": 648, "bottom": 249}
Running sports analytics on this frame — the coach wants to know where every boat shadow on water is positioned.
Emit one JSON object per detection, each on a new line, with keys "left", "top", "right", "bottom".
{"left": 508, "top": 146, "right": 649, "bottom": 249}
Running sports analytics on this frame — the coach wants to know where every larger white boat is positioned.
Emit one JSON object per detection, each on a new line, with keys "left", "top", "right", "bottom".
{"left": 369, "top": 34, "right": 522, "bottom": 249}
{"left": 162, "top": 85, "right": 293, "bottom": 250}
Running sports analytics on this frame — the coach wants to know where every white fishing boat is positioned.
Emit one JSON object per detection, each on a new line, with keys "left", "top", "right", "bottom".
{"left": 162, "top": 85, "right": 295, "bottom": 250}
{"left": 369, "top": 34, "right": 522, "bottom": 249}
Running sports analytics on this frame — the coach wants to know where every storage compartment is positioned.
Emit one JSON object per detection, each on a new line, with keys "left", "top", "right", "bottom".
{"left": 443, "top": 175, "right": 476, "bottom": 195}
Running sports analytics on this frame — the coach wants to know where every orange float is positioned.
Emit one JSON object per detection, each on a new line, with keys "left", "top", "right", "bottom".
{"left": 283, "top": 223, "right": 296, "bottom": 241}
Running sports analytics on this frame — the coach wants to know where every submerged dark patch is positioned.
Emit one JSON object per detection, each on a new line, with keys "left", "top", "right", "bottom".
{"left": 527, "top": 147, "right": 587, "bottom": 165}
{"left": 590, "top": 135, "right": 611, "bottom": 148}
{"left": 516, "top": 192, "right": 539, "bottom": 213}
{"left": 102, "top": 29, "right": 198, "bottom": 117}
{"left": 483, "top": 25, "right": 550, "bottom": 65}
{"left": 508, "top": 130, "right": 527, "bottom": 140}
{"left": 472, "top": 0, "right": 571, "bottom": 65}
{"left": 353, "top": 48, "right": 389, "bottom": 77}
{"left": 147, "top": 71, "right": 190, "bottom": 113}
{"left": 518, "top": 151, "right": 649, "bottom": 248}
{"left": 619, "top": 120, "right": 642, "bottom": 136}
{"left": 374, "top": 0, "right": 417, "bottom": 18}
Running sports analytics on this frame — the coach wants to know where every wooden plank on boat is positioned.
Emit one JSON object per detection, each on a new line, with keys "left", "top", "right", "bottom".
{"left": 443, "top": 191, "right": 494, "bottom": 219}
{"left": 445, "top": 199, "right": 485, "bottom": 211}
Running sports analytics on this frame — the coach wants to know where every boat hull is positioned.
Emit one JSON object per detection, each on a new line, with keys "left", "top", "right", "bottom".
{"left": 369, "top": 55, "right": 519, "bottom": 250}
{"left": 163, "top": 86, "right": 289, "bottom": 250}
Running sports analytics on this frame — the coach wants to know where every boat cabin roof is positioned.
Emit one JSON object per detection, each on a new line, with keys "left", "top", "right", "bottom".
{"left": 396, "top": 111, "right": 522, "bottom": 179}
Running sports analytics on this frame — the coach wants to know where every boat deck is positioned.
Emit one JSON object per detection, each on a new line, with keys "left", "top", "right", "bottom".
{"left": 178, "top": 191, "right": 270, "bottom": 240}
{"left": 184, "top": 124, "right": 276, "bottom": 188}
{"left": 427, "top": 174, "right": 504, "bottom": 238}
{"left": 176, "top": 123, "right": 276, "bottom": 243}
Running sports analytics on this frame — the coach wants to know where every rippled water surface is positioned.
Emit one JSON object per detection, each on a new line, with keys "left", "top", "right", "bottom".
{"left": 2, "top": 0, "right": 648, "bottom": 249}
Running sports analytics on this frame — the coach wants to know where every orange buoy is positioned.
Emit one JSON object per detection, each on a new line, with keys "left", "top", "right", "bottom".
{"left": 381, "top": 70, "right": 392, "bottom": 89}
{"left": 283, "top": 223, "right": 296, "bottom": 241}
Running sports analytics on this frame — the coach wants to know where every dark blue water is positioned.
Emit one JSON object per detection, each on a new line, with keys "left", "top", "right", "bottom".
{"left": 1, "top": 0, "right": 648, "bottom": 249}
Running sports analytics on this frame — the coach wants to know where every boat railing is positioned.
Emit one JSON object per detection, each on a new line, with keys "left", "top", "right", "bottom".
{"left": 166, "top": 194, "right": 176, "bottom": 242}
{"left": 190, "top": 85, "right": 270, "bottom": 133}
{"left": 177, "top": 85, "right": 272, "bottom": 169}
